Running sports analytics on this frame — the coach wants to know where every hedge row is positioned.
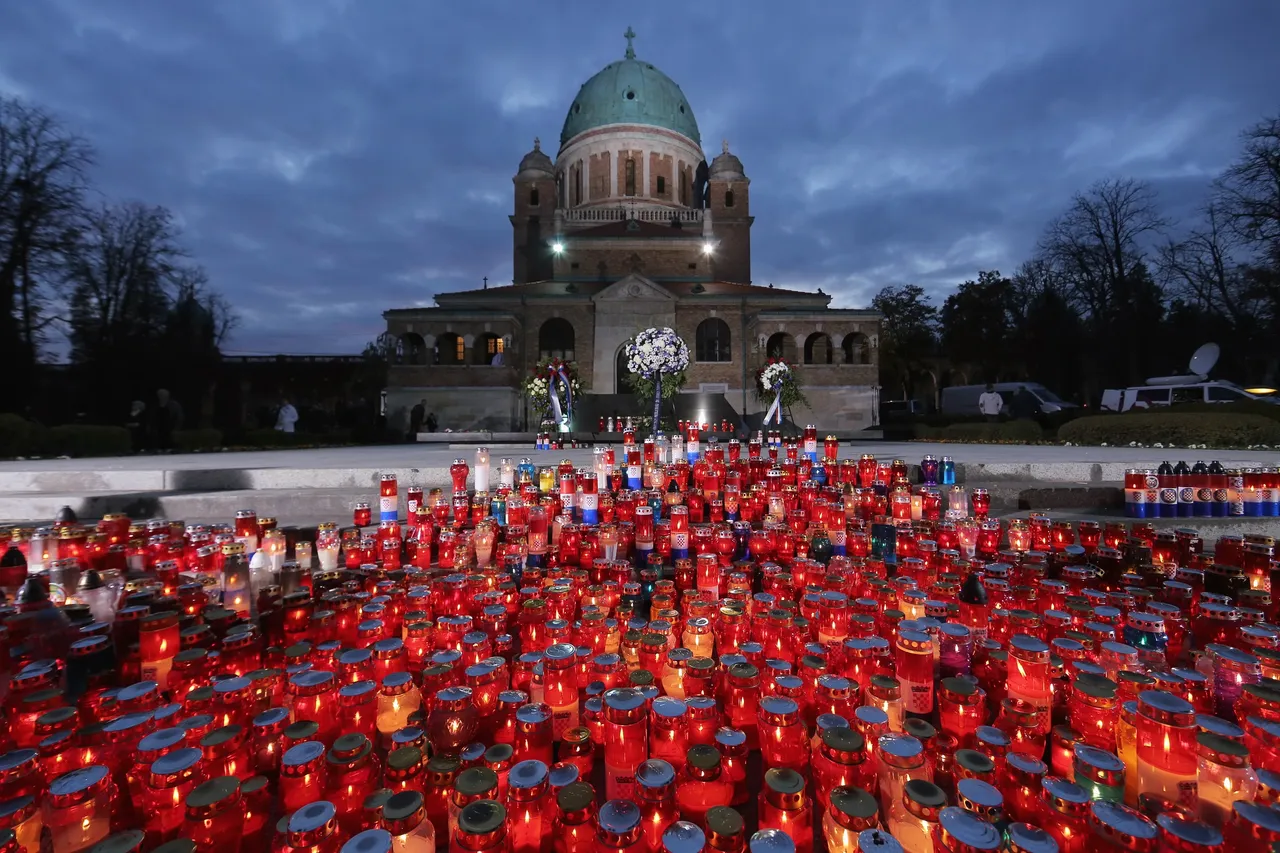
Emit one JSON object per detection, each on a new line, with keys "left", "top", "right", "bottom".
{"left": 912, "top": 420, "right": 1046, "bottom": 444}
{"left": 0, "top": 414, "right": 132, "bottom": 458}
{"left": 1057, "top": 411, "right": 1280, "bottom": 448}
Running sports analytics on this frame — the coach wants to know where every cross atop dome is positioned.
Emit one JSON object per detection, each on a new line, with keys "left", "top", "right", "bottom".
{"left": 624, "top": 26, "right": 637, "bottom": 59}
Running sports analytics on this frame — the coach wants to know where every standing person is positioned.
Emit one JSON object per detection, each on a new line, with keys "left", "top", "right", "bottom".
{"left": 1010, "top": 386, "right": 1039, "bottom": 421}
{"left": 408, "top": 399, "right": 426, "bottom": 440}
{"left": 275, "top": 397, "right": 299, "bottom": 433}
{"left": 978, "top": 384, "right": 1004, "bottom": 422}
{"left": 153, "top": 389, "right": 183, "bottom": 451}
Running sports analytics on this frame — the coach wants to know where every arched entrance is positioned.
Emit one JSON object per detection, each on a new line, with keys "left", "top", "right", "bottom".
{"left": 616, "top": 348, "right": 632, "bottom": 394}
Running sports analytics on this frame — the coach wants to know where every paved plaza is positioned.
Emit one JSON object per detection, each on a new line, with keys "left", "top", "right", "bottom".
{"left": 1, "top": 439, "right": 1277, "bottom": 526}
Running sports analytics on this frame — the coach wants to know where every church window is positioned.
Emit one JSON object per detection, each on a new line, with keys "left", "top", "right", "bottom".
{"left": 725, "top": 189, "right": 735, "bottom": 208}
{"left": 804, "top": 332, "right": 834, "bottom": 365}
{"left": 656, "top": 175, "right": 666, "bottom": 196}
{"left": 625, "top": 159, "right": 636, "bottom": 196}
{"left": 766, "top": 332, "right": 797, "bottom": 362}
{"left": 573, "top": 166, "right": 582, "bottom": 206}
{"left": 695, "top": 318, "right": 732, "bottom": 363}
{"left": 679, "top": 170, "right": 688, "bottom": 206}
{"left": 538, "top": 317, "right": 575, "bottom": 361}
{"left": 437, "top": 333, "right": 464, "bottom": 365}
{"left": 529, "top": 188, "right": 539, "bottom": 206}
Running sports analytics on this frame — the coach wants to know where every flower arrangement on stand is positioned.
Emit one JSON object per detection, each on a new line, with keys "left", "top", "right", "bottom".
{"left": 623, "top": 327, "right": 690, "bottom": 437}
{"left": 522, "top": 358, "right": 583, "bottom": 433}
{"left": 755, "top": 358, "right": 808, "bottom": 425}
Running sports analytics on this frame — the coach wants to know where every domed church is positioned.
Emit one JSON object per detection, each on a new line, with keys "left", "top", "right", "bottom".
{"left": 384, "top": 29, "right": 881, "bottom": 433}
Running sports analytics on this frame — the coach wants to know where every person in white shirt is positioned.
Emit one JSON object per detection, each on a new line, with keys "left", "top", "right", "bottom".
{"left": 978, "top": 385, "right": 1004, "bottom": 421}
{"left": 275, "top": 398, "right": 299, "bottom": 433}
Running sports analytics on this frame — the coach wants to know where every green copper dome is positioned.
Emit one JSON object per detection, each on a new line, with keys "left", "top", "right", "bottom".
{"left": 559, "top": 28, "right": 701, "bottom": 150}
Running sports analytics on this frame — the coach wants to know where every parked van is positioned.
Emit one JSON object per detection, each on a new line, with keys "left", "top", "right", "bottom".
{"left": 1099, "top": 343, "right": 1279, "bottom": 411}
{"left": 1100, "top": 380, "right": 1276, "bottom": 412}
{"left": 940, "top": 383, "right": 1076, "bottom": 418}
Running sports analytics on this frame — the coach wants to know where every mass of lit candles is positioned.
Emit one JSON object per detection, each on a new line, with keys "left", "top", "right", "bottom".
{"left": 3, "top": 431, "right": 1280, "bottom": 853}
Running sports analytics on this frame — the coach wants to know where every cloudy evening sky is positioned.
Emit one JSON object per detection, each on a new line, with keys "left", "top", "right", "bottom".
{"left": 3, "top": 0, "right": 1279, "bottom": 354}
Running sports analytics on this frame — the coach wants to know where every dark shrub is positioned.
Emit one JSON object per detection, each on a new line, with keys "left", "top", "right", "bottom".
{"left": 174, "top": 429, "right": 224, "bottom": 452}
{"left": 1059, "top": 412, "right": 1280, "bottom": 448}
{"left": 46, "top": 425, "right": 132, "bottom": 457}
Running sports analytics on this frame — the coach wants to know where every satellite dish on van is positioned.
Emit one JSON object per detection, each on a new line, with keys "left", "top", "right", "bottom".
{"left": 1189, "top": 342, "right": 1220, "bottom": 379}
{"left": 1144, "top": 343, "right": 1221, "bottom": 386}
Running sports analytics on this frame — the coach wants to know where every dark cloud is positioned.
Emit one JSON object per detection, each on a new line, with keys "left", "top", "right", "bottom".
{"left": 3, "top": 0, "right": 1278, "bottom": 352}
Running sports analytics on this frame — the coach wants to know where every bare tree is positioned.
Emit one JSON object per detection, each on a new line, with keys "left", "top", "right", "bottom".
{"left": 0, "top": 97, "right": 93, "bottom": 367}
{"left": 1216, "top": 115, "right": 1280, "bottom": 249}
{"left": 1158, "top": 203, "right": 1255, "bottom": 322}
{"left": 66, "top": 201, "right": 184, "bottom": 362}
{"left": 1036, "top": 178, "right": 1167, "bottom": 320}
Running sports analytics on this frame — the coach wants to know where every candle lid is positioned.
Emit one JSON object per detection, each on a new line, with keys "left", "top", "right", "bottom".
{"left": 1091, "top": 802, "right": 1157, "bottom": 844}
{"left": 89, "top": 831, "right": 146, "bottom": 853}
{"left": 954, "top": 748, "right": 994, "bottom": 776}
{"left": 382, "top": 790, "right": 426, "bottom": 834}
{"left": 663, "top": 822, "right": 706, "bottom": 853}
{"left": 1137, "top": 690, "right": 1196, "bottom": 726}
{"left": 509, "top": 759, "right": 549, "bottom": 790}
{"left": 763, "top": 766, "right": 805, "bottom": 805}
{"left": 456, "top": 766, "right": 498, "bottom": 796}
{"left": 1041, "top": 777, "right": 1090, "bottom": 817}
{"left": 1073, "top": 744, "right": 1126, "bottom": 782}
{"left": 252, "top": 706, "right": 290, "bottom": 733}
{"left": 151, "top": 841, "right": 195, "bottom": 853}
{"left": 201, "top": 724, "right": 245, "bottom": 752}
{"left": 757, "top": 695, "right": 799, "bottom": 725}
{"left": 284, "top": 720, "right": 320, "bottom": 742}
{"left": 598, "top": 799, "right": 642, "bottom": 835}
{"left": 288, "top": 800, "right": 337, "bottom": 843}
{"left": 341, "top": 830, "right": 392, "bottom": 853}
{"left": 283, "top": 739, "right": 326, "bottom": 769}
{"left": 329, "top": 733, "right": 373, "bottom": 764}
{"left": 956, "top": 778, "right": 1003, "bottom": 822}
{"left": 137, "top": 727, "right": 187, "bottom": 758}
{"left": 1231, "top": 800, "right": 1280, "bottom": 835}
{"left": 635, "top": 758, "right": 676, "bottom": 790}
{"left": 748, "top": 830, "right": 794, "bottom": 853}
{"left": 830, "top": 786, "right": 878, "bottom": 829}
{"left": 0, "top": 796, "right": 35, "bottom": 825}
{"left": 386, "top": 746, "right": 423, "bottom": 775}
{"left": 937, "top": 808, "right": 1002, "bottom": 851}
{"left": 904, "top": 718, "right": 936, "bottom": 742}
{"left": 904, "top": 778, "right": 946, "bottom": 817}
{"left": 483, "top": 743, "right": 514, "bottom": 766}
{"left": 686, "top": 744, "right": 722, "bottom": 773}
{"left": 557, "top": 781, "right": 595, "bottom": 815}
{"left": 705, "top": 806, "right": 743, "bottom": 841}
{"left": 185, "top": 776, "right": 241, "bottom": 817}
{"left": 1004, "top": 824, "right": 1058, "bottom": 853}
{"left": 1196, "top": 732, "right": 1248, "bottom": 766}
{"left": 149, "top": 746, "right": 202, "bottom": 781}
{"left": 1155, "top": 815, "right": 1222, "bottom": 850}
{"left": 714, "top": 728, "right": 747, "bottom": 750}
{"left": 857, "top": 830, "right": 903, "bottom": 852}
{"left": 49, "top": 765, "right": 109, "bottom": 805}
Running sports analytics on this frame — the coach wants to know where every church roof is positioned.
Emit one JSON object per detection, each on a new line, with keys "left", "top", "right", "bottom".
{"left": 433, "top": 278, "right": 831, "bottom": 304}
{"left": 560, "top": 28, "right": 701, "bottom": 150}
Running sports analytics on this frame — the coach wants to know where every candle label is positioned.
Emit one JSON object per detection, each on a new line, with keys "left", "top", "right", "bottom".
{"left": 379, "top": 496, "right": 397, "bottom": 521}
{"left": 551, "top": 705, "right": 579, "bottom": 739}
{"left": 605, "top": 767, "right": 636, "bottom": 803}
{"left": 407, "top": 498, "right": 420, "bottom": 514}
{"left": 900, "top": 678, "right": 933, "bottom": 714}
{"left": 1177, "top": 778, "right": 1198, "bottom": 806}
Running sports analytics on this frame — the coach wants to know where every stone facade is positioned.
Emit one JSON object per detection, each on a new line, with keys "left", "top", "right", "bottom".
{"left": 384, "top": 38, "right": 881, "bottom": 433}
